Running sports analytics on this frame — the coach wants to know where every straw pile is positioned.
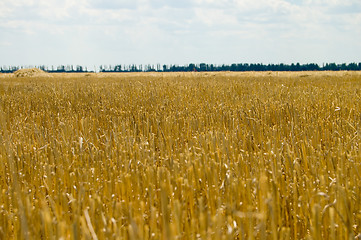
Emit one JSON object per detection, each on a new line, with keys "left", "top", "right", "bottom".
{"left": 14, "top": 68, "right": 52, "bottom": 78}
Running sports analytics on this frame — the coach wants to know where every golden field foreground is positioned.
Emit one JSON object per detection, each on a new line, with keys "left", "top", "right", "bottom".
{"left": 0, "top": 71, "right": 361, "bottom": 239}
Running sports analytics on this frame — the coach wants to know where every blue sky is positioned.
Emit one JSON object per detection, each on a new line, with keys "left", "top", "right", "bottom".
{"left": 0, "top": 0, "right": 360, "bottom": 69}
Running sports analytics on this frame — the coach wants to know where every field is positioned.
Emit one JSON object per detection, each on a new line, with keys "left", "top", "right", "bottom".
{"left": 0, "top": 71, "right": 361, "bottom": 239}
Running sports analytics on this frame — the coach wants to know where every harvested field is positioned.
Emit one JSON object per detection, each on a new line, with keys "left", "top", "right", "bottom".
{"left": 0, "top": 71, "right": 361, "bottom": 239}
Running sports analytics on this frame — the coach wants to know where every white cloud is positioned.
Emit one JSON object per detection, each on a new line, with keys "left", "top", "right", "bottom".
{"left": 194, "top": 8, "right": 238, "bottom": 27}
{"left": 87, "top": 0, "right": 139, "bottom": 9}
{"left": 305, "top": 0, "right": 359, "bottom": 5}
{"left": 0, "top": 0, "right": 360, "bottom": 66}
{"left": 146, "top": 0, "right": 194, "bottom": 9}
{"left": 0, "top": 41, "right": 12, "bottom": 47}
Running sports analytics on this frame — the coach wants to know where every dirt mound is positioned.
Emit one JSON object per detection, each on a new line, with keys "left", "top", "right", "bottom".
{"left": 14, "top": 68, "right": 52, "bottom": 78}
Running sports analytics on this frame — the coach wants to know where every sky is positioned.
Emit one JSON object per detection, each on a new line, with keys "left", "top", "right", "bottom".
{"left": 0, "top": 0, "right": 361, "bottom": 69}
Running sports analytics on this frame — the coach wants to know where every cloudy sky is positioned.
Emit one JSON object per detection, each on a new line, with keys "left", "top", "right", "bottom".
{"left": 0, "top": 0, "right": 360, "bottom": 69}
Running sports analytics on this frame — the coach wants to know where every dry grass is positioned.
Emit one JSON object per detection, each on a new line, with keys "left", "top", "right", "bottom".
{"left": 0, "top": 71, "right": 361, "bottom": 239}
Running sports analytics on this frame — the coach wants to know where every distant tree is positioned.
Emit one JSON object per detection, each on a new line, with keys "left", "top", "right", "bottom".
{"left": 188, "top": 64, "right": 195, "bottom": 72}
{"left": 325, "top": 63, "right": 338, "bottom": 71}
{"left": 2, "top": 62, "right": 359, "bottom": 73}
{"left": 347, "top": 63, "right": 357, "bottom": 70}
{"left": 57, "top": 65, "right": 65, "bottom": 72}
{"left": 114, "top": 65, "right": 122, "bottom": 72}
{"left": 130, "top": 64, "right": 138, "bottom": 72}
{"left": 230, "top": 63, "right": 237, "bottom": 71}
{"left": 340, "top": 63, "right": 347, "bottom": 70}
{"left": 200, "top": 63, "right": 207, "bottom": 71}
{"left": 76, "top": 66, "right": 83, "bottom": 72}
{"left": 307, "top": 63, "right": 319, "bottom": 71}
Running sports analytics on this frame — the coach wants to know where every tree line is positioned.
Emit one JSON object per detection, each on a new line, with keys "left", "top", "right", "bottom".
{"left": 1, "top": 62, "right": 361, "bottom": 73}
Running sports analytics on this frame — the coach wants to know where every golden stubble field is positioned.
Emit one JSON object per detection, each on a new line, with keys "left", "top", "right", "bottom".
{"left": 0, "top": 71, "right": 361, "bottom": 239}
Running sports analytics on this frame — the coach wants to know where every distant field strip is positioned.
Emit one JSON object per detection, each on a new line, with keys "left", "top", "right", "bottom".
{"left": 0, "top": 72, "right": 361, "bottom": 239}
